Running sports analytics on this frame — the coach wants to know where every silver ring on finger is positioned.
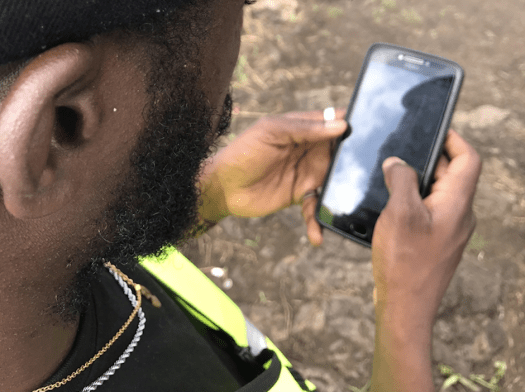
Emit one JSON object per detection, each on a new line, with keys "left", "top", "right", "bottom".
{"left": 301, "top": 189, "right": 318, "bottom": 204}
{"left": 323, "top": 107, "right": 336, "bottom": 123}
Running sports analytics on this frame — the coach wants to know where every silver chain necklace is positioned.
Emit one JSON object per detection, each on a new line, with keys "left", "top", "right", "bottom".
{"left": 81, "top": 266, "right": 147, "bottom": 391}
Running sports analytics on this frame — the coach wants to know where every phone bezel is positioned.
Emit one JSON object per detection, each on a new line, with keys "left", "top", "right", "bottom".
{"left": 315, "top": 43, "right": 464, "bottom": 247}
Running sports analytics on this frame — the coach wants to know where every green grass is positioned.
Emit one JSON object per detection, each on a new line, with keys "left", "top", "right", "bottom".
{"left": 287, "top": 11, "right": 299, "bottom": 23}
{"left": 401, "top": 8, "right": 423, "bottom": 23}
{"left": 259, "top": 291, "right": 267, "bottom": 304}
{"left": 318, "top": 206, "right": 333, "bottom": 225}
{"left": 349, "top": 380, "right": 371, "bottom": 392}
{"left": 372, "top": 7, "right": 385, "bottom": 23}
{"left": 439, "top": 361, "right": 506, "bottom": 391}
{"left": 346, "top": 361, "right": 506, "bottom": 391}
{"left": 371, "top": 0, "right": 397, "bottom": 23}
{"left": 439, "top": 6, "right": 452, "bottom": 17}
{"left": 381, "top": 0, "right": 396, "bottom": 9}
{"left": 244, "top": 234, "right": 261, "bottom": 248}
{"left": 467, "top": 232, "right": 488, "bottom": 252}
{"left": 233, "top": 55, "right": 248, "bottom": 85}
{"left": 327, "top": 6, "right": 344, "bottom": 18}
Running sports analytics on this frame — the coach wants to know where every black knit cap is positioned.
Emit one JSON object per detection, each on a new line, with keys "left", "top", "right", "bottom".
{"left": 0, "top": 0, "right": 190, "bottom": 65}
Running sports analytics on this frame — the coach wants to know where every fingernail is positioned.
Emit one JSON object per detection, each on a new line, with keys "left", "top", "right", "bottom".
{"left": 325, "top": 119, "right": 346, "bottom": 129}
{"left": 382, "top": 156, "right": 408, "bottom": 172}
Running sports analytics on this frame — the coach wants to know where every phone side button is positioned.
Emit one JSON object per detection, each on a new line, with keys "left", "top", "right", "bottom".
{"left": 349, "top": 223, "right": 368, "bottom": 239}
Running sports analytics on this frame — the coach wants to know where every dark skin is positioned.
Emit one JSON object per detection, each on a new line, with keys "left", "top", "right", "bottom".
{"left": 371, "top": 133, "right": 481, "bottom": 391}
{"left": 0, "top": 39, "right": 152, "bottom": 391}
{"left": 0, "top": 3, "right": 248, "bottom": 390}
{"left": 0, "top": 0, "right": 481, "bottom": 391}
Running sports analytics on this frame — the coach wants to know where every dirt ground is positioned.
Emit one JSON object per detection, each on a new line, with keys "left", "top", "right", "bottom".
{"left": 182, "top": 0, "right": 525, "bottom": 390}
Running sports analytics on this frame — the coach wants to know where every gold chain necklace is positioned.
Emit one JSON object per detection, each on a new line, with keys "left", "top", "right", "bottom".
{"left": 33, "top": 262, "right": 161, "bottom": 392}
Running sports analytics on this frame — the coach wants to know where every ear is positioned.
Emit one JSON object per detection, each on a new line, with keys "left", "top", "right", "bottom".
{"left": 0, "top": 43, "right": 102, "bottom": 218}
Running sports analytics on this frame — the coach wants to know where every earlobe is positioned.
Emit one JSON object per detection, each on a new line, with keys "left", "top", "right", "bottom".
{"left": 0, "top": 43, "right": 102, "bottom": 218}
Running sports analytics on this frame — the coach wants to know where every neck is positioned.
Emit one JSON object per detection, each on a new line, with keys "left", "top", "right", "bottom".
{"left": 0, "top": 258, "right": 81, "bottom": 392}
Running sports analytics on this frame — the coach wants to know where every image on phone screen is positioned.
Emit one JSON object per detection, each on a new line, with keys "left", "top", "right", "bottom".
{"left": 318, "top": 48, "right": 459, "bottom": 245}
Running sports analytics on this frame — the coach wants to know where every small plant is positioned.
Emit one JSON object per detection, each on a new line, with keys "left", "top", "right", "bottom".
{"left": 439, "top": 361, "right": 507, "bottom": 391}
{"left": 244, "top": 234, "right": 261, "bottom": 248}
{"left": 287, "top": 11, "right": 299, "bottom": 23}
{"left": 469, "top": 361, "right": 507, "bottom": 392}
{"left": 401, "top": 8, "right": 423, "bottom": 24}
{"left": 318, "top": 206, "right": 333, "bottom": 225}
{"left": 381, "top": 0, "right": 396, "bottom": 9}
{"left": 259, "top": 291, "right": 267, "bottom": 304}
{"left": 439, "top": 365, "right": 480, "bottom": 391}
{"left": 349, "top": 379, "right": 371, "bottom": 392}
{"left": 233, "top": 55, "right": 248, "bottom": 85}
{"left": 327, "top": 6, "right": 344, "bottom": 18}
{"left": 439, "top": 6, "right": 452, "bottom": 17}
{"left": 372, "top": 7, "right": 385, "bottom": 23}
{"left": 467, "top": 232, "right": 488, "bottom": 252}
{"left": 346, "top": 362, "right": 506, "bottom": 392}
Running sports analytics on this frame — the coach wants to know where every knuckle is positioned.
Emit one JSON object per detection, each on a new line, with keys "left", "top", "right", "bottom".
{"left": 467, "top": 213, "right": 477, "bottom": 234}
{"left": 257, "top": 115, "right": 276, "bottom": 127}
{"left": 387, "top": 198, "right": 420, "bottom": 226}
{"left": 475, "top": 160, "right": 483, "bottom": 179}
{"left": 461, "top": 143, "right": 482, "bottom": 174}
{"left": 470, "top": 150, "right": 482, "bottom": 172}
{"left": 446, "top": 208, "right": 476, "bottom": 244}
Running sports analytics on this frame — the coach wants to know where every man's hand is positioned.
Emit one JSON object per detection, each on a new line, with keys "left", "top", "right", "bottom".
{"left": 198, "top": 110, "right": 347, "bottom": 245}
{"left": 370, "top": 130, "right": 482, "bottom": 392}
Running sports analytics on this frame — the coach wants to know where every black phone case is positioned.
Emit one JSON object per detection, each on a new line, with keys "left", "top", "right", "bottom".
{"left": 315, "top": 43, "right": 464, "bottom": 247}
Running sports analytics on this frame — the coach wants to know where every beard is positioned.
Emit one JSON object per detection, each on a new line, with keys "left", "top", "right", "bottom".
{"left": 99, "top": 93, "right": 233, "bottom": 264}
{"left": 55, "top": 77, "right": 233, "bottom": 320}
{"left": 50, "top": 3, "right": 230, "bottom": 320}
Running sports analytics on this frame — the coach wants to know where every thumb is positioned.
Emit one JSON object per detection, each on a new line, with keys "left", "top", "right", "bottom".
{"left": 382, "top": 157, "right": 421, "bottom": 205}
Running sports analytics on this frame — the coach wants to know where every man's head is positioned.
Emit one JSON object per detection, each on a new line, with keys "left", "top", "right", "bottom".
{"left": 0, "top": 0, "right": 246, "bottom": 318}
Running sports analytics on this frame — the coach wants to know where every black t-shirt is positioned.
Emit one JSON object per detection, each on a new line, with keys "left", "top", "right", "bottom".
{"left": 41, "top": 264, "right": 250, "bottom": 391}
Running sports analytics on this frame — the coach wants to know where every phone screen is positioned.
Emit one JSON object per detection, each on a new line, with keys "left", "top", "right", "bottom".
{"left": 318, "top": 55, "right": 456, "bottom": 243}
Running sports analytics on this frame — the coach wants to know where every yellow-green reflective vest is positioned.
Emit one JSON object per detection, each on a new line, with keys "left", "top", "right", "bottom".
{"left": 140, "top": 247, "right": 316, "bottom": 392}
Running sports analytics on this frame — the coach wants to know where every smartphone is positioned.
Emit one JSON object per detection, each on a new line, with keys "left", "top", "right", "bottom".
{"left": 316, "top": 43, "right": 464, "bottom": 247}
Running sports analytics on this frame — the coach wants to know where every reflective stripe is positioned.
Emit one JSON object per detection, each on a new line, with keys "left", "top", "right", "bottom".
{"left": 245, "top": 318, "right": 267, "bottom": 356}
{"left": 265, "top": 338, "right": 292, "bottom": 369}
{"left": 140, "top": 247, "right": 248, "bottom": 347}
{"left": 304, "top": 379, "right": 316, "bottom": 391}
{"left": 269, "top": 366, "right": 309, "bottom": 392}
{"left": 141, "top": 248, "right": 316, "bottom": 392}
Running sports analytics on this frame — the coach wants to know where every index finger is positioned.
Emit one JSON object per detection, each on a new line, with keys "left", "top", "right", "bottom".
{"left": 258, "top": 114, "right": 347, "bottom": 145}
{"left": 444, "top": 129, "right": 477, "bottom": 160}
{"left": 442, "top": 130, "right": 482, "bottom": 197}
{"left": 282, "top": 108, "right": 346, "bottom": 121}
